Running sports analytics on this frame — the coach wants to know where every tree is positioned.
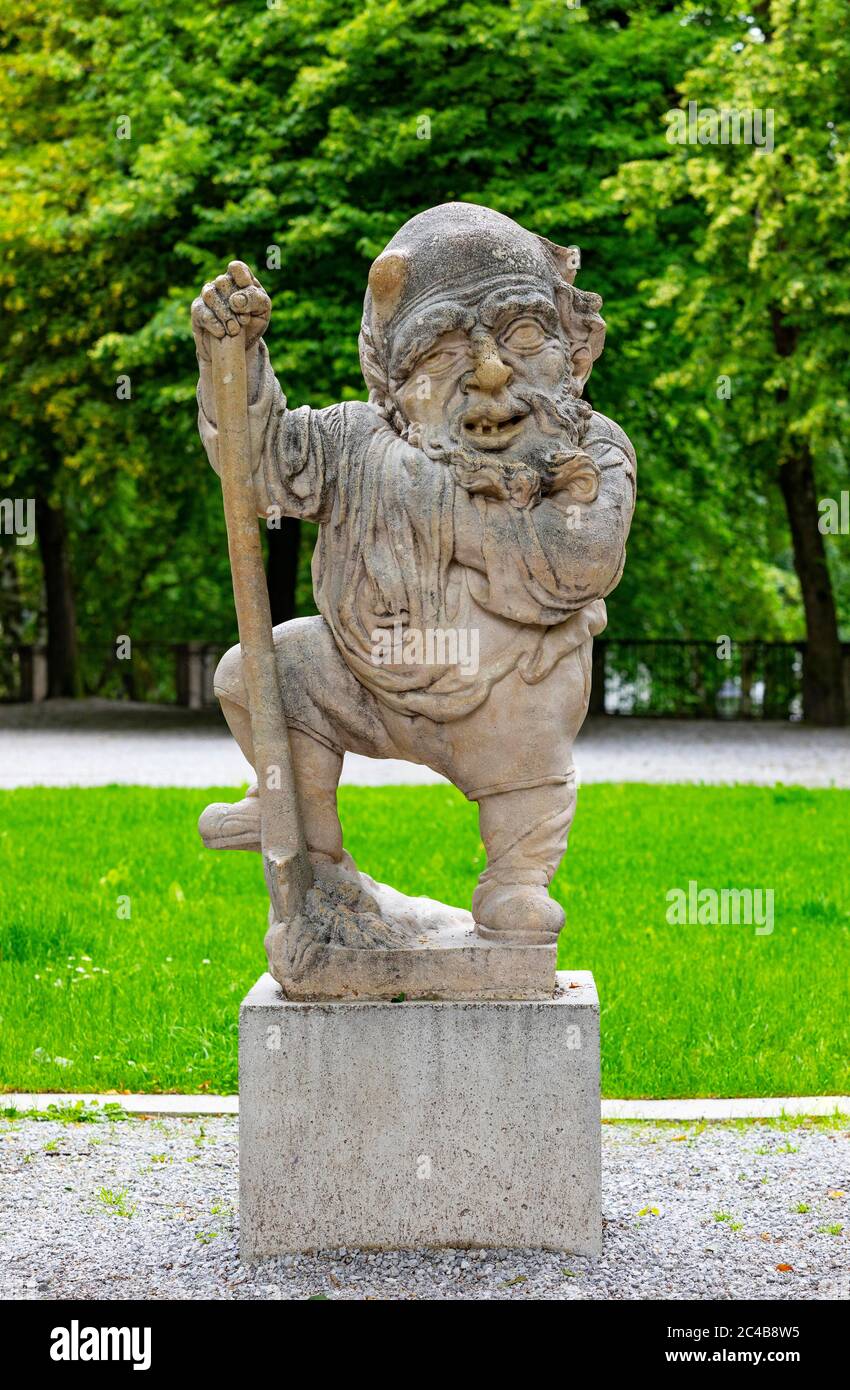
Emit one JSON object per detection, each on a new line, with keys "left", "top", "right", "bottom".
{"left": 3, "top": 0, "right": 843, "bottom": 711}
{"left": 614, "top": 0, "right": 850, "bottom": 723}
{"left": 105, "top": 0, "right": 737, "bottom": 639}
{"left": 0, "top": 1, "right": 258, "bottom": 691}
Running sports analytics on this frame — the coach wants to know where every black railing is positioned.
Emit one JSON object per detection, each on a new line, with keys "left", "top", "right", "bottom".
{"left": 588, "top": 640, "right": 827, "bottom": 721}
{"left": 1, "top": 641, "right": 229, "bottom": 708}
{"left": 3, "top": 638, "right": 849, "bottom": 720}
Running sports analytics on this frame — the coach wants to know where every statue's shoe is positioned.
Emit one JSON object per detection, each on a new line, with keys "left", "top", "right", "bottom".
{"left": 472, "top": 881, "right": 564, "bottom": 945}
{"left": 198, "top": 784, "right": 261, "bottom": 852}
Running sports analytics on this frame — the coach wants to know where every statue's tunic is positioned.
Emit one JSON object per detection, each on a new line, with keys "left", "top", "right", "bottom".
{"left": 199, "top": 342, "right": 635, "bottom": 798}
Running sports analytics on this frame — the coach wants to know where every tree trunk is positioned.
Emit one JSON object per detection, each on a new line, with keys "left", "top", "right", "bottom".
{"left": 588, "top": 639, "right": 606, "bottom": 715}
{"left": 770, "top": 305, "right": 845, "bottom": 726}
{"left": 778, "top": 450, "right": 845, "bottom": 726}
{"left": 265, "top": 517, "right": 301, "bottom": 626}
{"left": 35, "top": 495, "right": 81, "bottom": 698}
{"left": 0, "top": 546, "right": 25, "bottom": 698}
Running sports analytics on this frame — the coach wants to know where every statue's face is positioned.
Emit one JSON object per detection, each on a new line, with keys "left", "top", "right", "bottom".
{"left": 394, "top": 291, "right": 586, "bottom": 464}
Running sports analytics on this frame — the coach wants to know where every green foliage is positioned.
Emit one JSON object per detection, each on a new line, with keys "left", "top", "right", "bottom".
{"left": 0, "top": 1099, "right": 128, "bottom": 1123}
{"left": 4, "top": 1, "right": 843, "bottom": 654}
{"left": 612, "top": 0, "right": 850, "bottom": 637}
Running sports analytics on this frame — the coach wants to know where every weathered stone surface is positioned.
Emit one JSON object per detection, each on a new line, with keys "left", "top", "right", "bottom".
{"left": 239, "top": 970, "right": 601, "bottom": 1257}
{"left": 266, "top": 869, "right": 557, "bottom": 1001}
{"left": 193, "top": 201, "right": 635, "bottom": 995}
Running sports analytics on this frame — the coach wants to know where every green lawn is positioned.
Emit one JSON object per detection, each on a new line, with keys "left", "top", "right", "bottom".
{"left": 0, "top": 784, "right": 847, "bottom": 1098}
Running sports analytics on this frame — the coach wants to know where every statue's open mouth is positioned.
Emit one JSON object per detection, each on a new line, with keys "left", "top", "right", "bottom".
{"left": 461, "top": 409, "right": 528, "bottom": 451}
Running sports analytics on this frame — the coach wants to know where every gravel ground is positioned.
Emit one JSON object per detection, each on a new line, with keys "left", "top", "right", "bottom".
{"left": 0, "top": 700, "right": 436, "bottom": 789}
{"left": 1, "top": 699, "right": 849, "bottom": 788}
{"left": 1, "top": 1115, "right": 847, "bottom": 1301}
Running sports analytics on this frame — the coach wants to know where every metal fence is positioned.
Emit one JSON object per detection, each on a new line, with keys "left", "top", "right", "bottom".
{"left": 587, "top": 639, "right": 834, "bottom": 721}
{"left": 3, "top": 638, "right": 849, "bottom": 720}
{"left": 2, "top": 642, "right": 228, "bottom": 708}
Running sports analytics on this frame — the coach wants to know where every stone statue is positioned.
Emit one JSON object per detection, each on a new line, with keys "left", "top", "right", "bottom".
{"left": 192, "top": 202, "right": 635, "bottom": 999}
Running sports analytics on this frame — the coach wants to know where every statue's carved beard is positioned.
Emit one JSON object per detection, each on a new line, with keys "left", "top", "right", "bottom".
{"left": 405, "top": 385, "right": 597, "bottom": 510}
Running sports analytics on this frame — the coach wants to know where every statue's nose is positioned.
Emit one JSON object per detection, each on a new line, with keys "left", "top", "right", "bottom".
{"left": 467, "top": 332, "right": 513, "bottom": 392}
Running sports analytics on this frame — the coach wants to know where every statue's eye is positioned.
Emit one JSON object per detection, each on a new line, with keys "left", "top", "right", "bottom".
{"left": 417, "top": 347, "right": 460, "bottom": 375}
{"left": 500, "top": 318, "right": 547, "bottom": 352}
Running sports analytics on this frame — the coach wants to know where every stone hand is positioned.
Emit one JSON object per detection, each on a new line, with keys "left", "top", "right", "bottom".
{"left": 191, "top": 260, "right": 271, "bottom": 359}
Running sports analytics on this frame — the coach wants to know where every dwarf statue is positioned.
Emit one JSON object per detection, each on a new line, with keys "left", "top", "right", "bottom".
{"left": 192, "top": 202, "right": 635, "bottom": 946}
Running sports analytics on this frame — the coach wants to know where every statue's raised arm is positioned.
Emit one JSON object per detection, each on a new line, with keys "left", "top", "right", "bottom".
{"left": 193, "top": 259, "right": 342, "bottom": 524}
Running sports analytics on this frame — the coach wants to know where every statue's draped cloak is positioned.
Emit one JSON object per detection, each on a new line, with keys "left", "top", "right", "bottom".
{"left": 198, "top": 343, "right": 635, "bottom": 723}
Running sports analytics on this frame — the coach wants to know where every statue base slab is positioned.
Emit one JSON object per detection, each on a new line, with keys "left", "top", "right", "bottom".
{"left": 239, "top": 970, "right": 601, "bottom": 1259}
{"left": 265, "top": 870, "right": 557, "bottom": 1001}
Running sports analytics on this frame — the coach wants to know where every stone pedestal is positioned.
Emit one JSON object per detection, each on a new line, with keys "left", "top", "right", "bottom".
{"left": 239, "top": 970, "right": 601, "bottom": 1260}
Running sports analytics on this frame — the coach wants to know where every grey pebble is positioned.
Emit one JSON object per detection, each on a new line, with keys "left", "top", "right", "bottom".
{"left": 0, "top": 1116, "right": 846, "bottom": 1301}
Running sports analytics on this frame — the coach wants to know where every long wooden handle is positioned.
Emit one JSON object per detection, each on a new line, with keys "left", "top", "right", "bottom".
{"left": 210, "top": 330, "right": 312, "bottom": 922}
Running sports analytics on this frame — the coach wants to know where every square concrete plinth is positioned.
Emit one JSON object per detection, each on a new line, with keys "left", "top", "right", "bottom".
{"left": 239, "top": 971, "right": 601, "bottom": 1259}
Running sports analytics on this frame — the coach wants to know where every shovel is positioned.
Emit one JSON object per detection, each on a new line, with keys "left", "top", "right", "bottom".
{"left": 209, "top": 327, "right": 313, "bottom": 924}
